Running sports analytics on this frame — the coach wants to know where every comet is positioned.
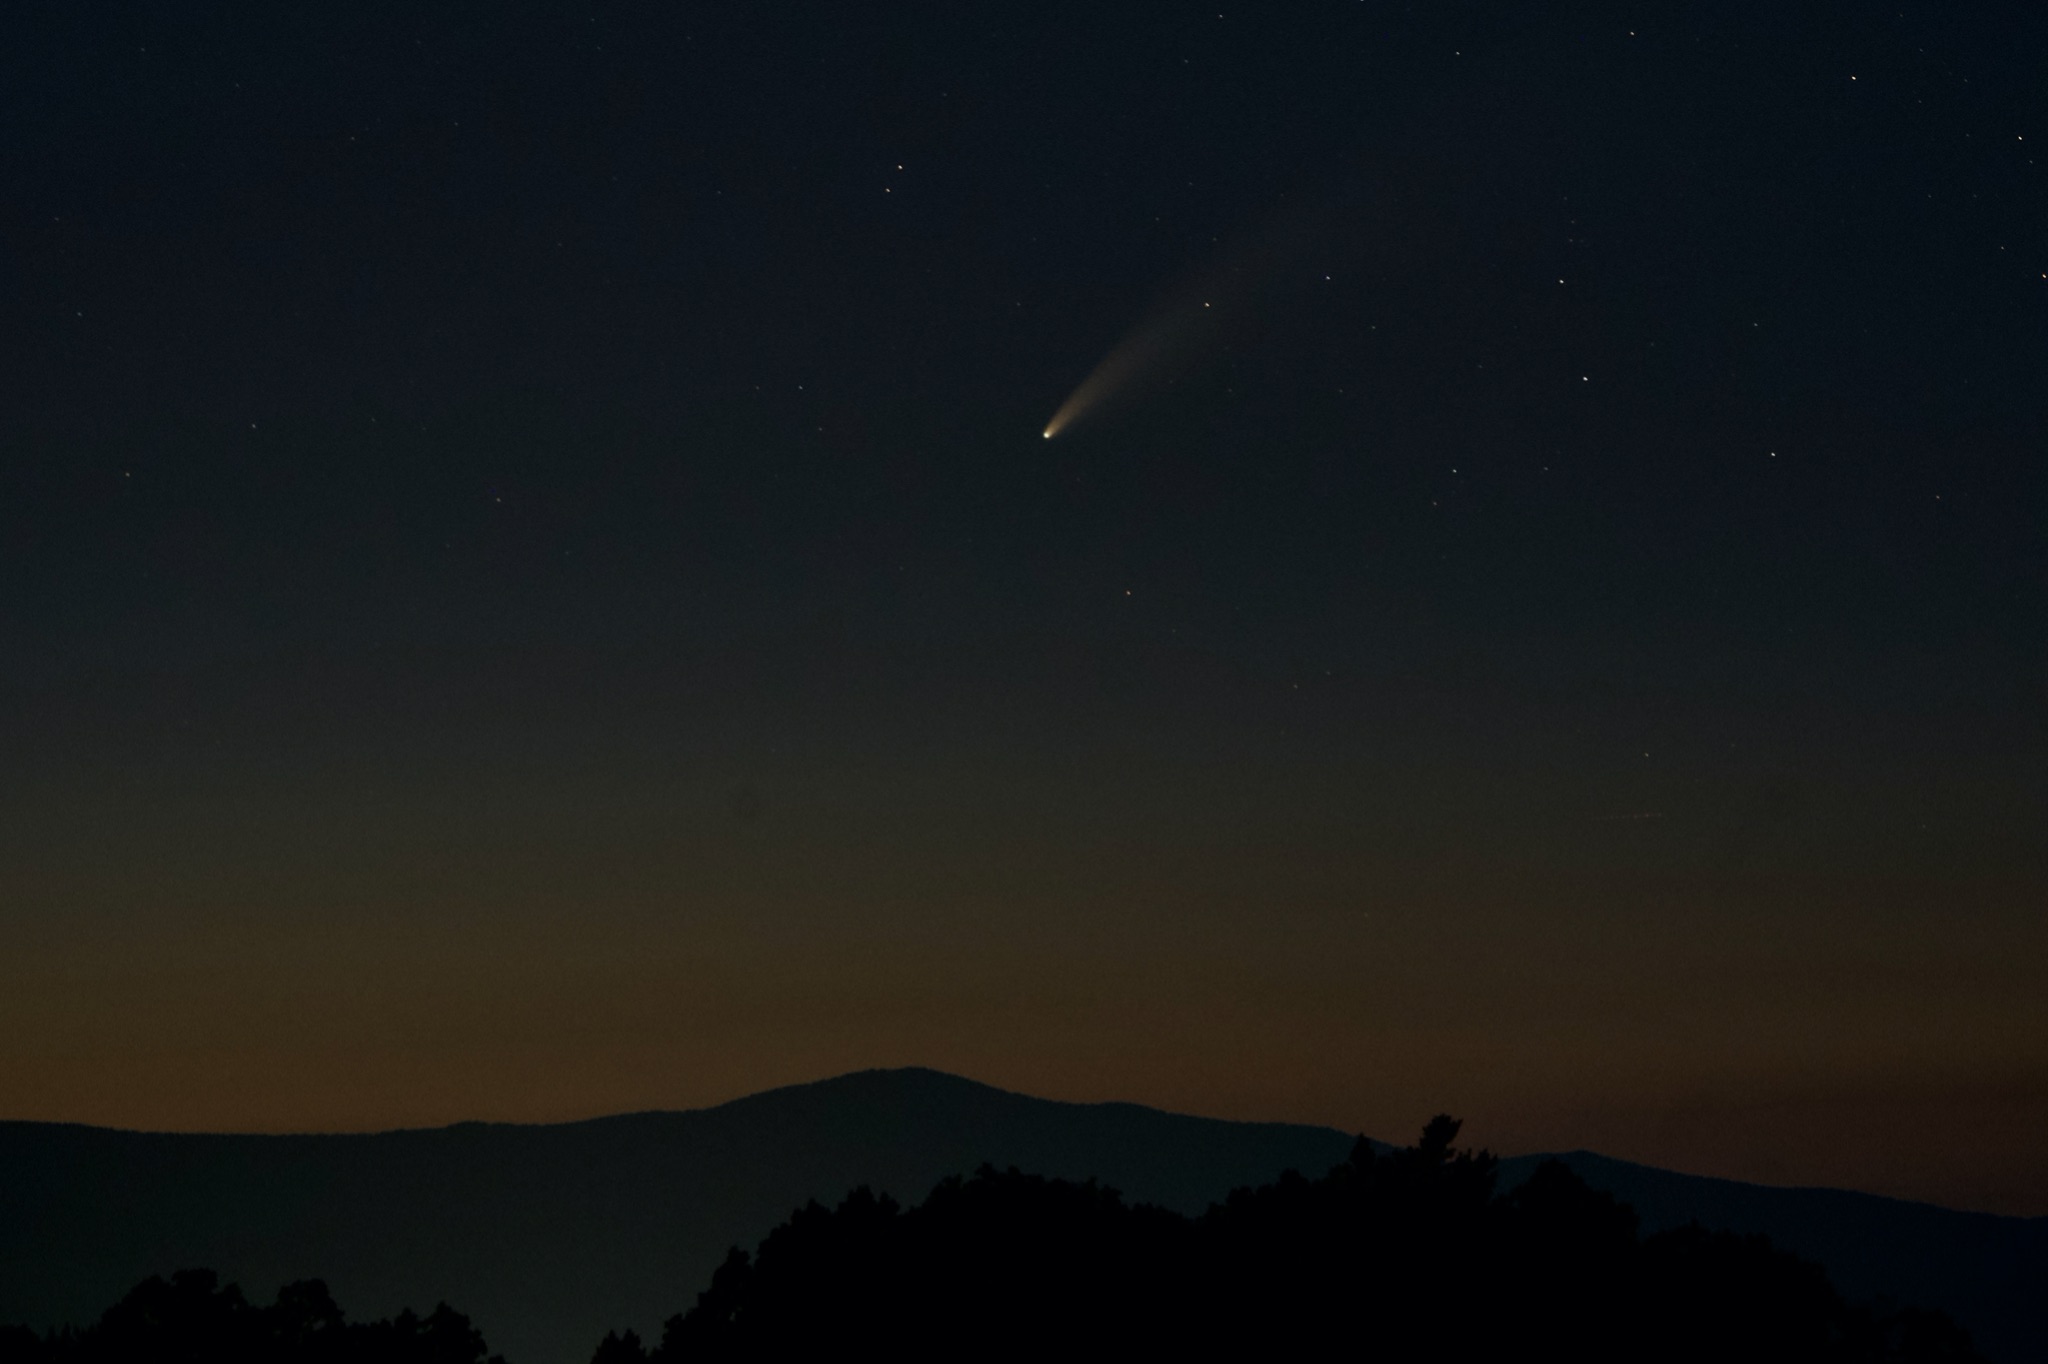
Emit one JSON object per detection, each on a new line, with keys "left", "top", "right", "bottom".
{"left": 1040, "top": 197, "right": 1347, "bottom": 441}
{"left": 1041, "top": 291, "right": 1230, "bottom": 441}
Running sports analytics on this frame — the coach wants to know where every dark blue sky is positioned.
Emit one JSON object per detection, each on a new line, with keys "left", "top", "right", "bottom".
{"left": 0, "top": 1, "right": 2041, "bottom": 1213}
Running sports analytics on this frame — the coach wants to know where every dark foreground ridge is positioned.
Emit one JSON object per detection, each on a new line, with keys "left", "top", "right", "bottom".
{"left": 0, "top": 1120, "right": 1983, "bottom": 1364}
{"left": 591, "top": 1117, "right": 1980, "bottom": 1364}
{"left": 1, "top": 1070, "right": 2041, "bottom": 1362}
{"left": 0, "top": 1069, "right": 1349, "bottom": 1364}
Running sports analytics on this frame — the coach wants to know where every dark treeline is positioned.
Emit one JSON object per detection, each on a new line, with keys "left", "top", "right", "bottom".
{"left": 596, "top": 1118, "right": 1983, "bottom": 1363}
{"left": 0, "top": 1270, "right": 500, "bottom": 1364}
{"left": 0, "top": 1120, "right": 1988, "bottom": 1363}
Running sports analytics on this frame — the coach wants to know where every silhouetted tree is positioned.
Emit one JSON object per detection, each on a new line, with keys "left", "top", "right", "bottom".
{"left": 590, "top": 1327, "right": 648, "bottom": 1363}
{"left": 593, "top": 1116, "right": 1986, "bottom": 1364}
{"left": 0, "top": 1270, "right": 502, "bottom": 1364}
{"left": 0, "top": 1326, "right": 51, "bottom": 1364}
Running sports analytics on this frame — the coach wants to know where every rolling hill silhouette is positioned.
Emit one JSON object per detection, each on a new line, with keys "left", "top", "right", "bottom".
{"left": 3, "top": 1069, "right": 2041, "bottom": 1363}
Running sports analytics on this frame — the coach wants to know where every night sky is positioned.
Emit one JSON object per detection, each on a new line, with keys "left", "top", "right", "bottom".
{"left": 2, "top": 2, "right": 2042, "bottom": 1214}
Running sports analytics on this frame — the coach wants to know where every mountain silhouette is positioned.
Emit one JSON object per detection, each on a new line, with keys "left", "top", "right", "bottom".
{"left": 2, "top": 1069, "right": 2041, "bottom": 1362}
{"left": 1499, "top": 1150, "right": 2047, "bottom": 1364}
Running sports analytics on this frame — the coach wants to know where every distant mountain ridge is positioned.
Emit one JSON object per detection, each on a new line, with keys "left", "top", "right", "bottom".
{"left": 2, "top": 1069, "right": 2041, "bottom": 1364}
{"left": 0, "top": 1070, "right": 1352, "bottom": 1364}
{"left": 1500, "top": 1150, "right": 2046, "bottom": 1364}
